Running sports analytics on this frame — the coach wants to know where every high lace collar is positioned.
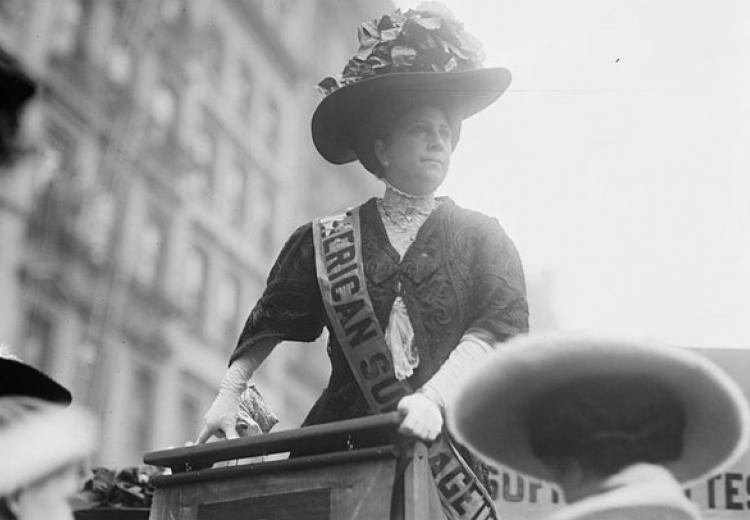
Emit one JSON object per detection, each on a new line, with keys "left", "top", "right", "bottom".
{"left": 379, "top": 181, "right": 437, "bottom": 219}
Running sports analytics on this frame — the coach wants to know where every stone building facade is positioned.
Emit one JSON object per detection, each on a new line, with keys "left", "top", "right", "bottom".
{"left": 0, "top": 0, "right": 387, "bottom": 466}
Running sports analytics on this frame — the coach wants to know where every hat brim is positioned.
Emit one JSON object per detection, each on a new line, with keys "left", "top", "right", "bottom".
{"left": 448, "top": 334, "right": 750, "bottom": 487}
{"left": 0, "top": 358, "right": 72, "bottom": 405}
{"left": 311, "top": 68, "right": 511, "bottom": 170}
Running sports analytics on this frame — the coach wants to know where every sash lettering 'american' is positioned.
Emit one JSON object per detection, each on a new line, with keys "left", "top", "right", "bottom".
{"left": 313, "top": 210, "right": 409, "bottom": 410}
{"left": 313, "top": 208, "right": 497, "bottom": 520}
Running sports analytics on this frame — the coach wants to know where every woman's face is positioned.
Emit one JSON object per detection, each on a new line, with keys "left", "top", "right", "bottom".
{"left": 375, "top": 105, "right": 454, "bottom": 196}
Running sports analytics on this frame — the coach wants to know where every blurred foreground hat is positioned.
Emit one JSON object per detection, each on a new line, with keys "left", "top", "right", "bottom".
{"left": 0, "top": 399, "right": 97, "bottom": 494}
{"left": 0, "top": 350, "right": 72, "bottom": 405}
{"left": 312, "top": 2, "right": 511, "bottom": 175}
{"left": 448, "top": 334, "right": 750, "bottom": 487}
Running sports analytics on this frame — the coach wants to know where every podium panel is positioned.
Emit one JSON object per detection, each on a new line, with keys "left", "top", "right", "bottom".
{"left": 199, "top": 489, "right": 330, "bottom": 520}
{"left": 145, "top": 413, "right": 435, "bottom": 520}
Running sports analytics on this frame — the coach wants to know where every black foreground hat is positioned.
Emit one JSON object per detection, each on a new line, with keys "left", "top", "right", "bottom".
{"left": 0, "top": 356, "right": 72, "bottom": 405}
{"left": 311, "top": 3, "right": 511, "bottom": 175}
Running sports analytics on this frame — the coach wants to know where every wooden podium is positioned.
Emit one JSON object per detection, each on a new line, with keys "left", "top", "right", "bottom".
{"left": 144, "top": 413, "right": 438, "bottom": 520}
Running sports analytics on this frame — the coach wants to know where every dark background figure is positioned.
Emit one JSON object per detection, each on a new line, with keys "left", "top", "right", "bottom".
{"left": 0, "top": 46, "right": 35, "bottom": 169}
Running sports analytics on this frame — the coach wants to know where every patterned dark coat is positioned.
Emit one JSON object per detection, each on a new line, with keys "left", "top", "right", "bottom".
{"left": 230, "top": 197, "right": 529, "bottom": 428}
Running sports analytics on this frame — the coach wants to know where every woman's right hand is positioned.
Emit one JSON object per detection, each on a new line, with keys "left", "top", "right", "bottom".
{"left": 196, "top": 354, "right": 263, "bottom": 443}
{"left": 196, "top": 389, "right": 242, "bottom": 443}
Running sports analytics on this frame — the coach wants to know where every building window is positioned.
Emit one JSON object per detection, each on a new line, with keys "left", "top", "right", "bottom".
{"left": 202, "top": 25, "right": 224, "bottom": 83}
{"left": 251, "top": 176, "right": 275, "bottom": 247}
{"left": 258, "top": 0, "right": 290, "bottom": 23}
{"left": 183, "top": 246, "right": 208, "bottom": 320}
{"left": 180, "top": 393, "right": 201, "bottom": 439}
{"left": 73, "top": 341, "right": 101, "bottom": 408}
{"left": 237, "top": 63, "right": 254, "bottom": 124}
{"left": 217, "top": 274, "right": 240, "bottom": 341}
{"left": 261, "top": 185, "right": 276, "bottom": 246}
{"left": 105, "top": 37, "right": 133, "bottom": 85}
{"left": 160, "top": 0, "right": 185, "bottom": 24}
{"left": 224, "top": 162, "right": 247, "bottom": 225}
{"left": 78, "top": 188, "right": 116, "bottom": 263}
{"left": 149, "top": 80, "right": 177, "bottom": 142}
{"left": 265, "top": 98, "right": 281, "bottom": 152}
{"left": 32, "top": 126, "right": 79, "bottom": 234}
{"left": 22, "top": 308, "right": 54, "bottom": 373}
{"left": 50, "top": 0, "right": 83, "bottom": 57}
{"left": 136, "top": 216, "right": 165, "bottom": 286}
{"left": 178, "top": 374, "right": 213, "bottom": 444}
{"left": 127, "top": 363, "right": 156, "bottom": 457}
{"left": 187, "top": 125, "right": 216, "bottom": 198}
{"left": 192, "top": 130, "right": 215, "bottom": 168}
{"left": 46, "top": 126, "right": 78, "bottom": 179}
{"left": 0, "top": 0, "right": 21, "bottom": 21}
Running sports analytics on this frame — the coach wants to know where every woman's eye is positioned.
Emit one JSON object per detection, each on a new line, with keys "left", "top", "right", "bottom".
{"left": 410, "top": 124, "right": 428, "bottom": 135}
{"left": 440, "top": 128, "right": 451, "bottom": 140}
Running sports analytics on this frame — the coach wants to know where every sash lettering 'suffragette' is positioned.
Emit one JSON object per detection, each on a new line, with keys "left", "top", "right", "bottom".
{"left": 313, "top": 207, "right": 498, "bottom": 520}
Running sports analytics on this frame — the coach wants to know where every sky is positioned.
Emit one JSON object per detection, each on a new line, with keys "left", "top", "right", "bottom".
{"left": 394, "top": 1, "right": 750, "bottom": 348}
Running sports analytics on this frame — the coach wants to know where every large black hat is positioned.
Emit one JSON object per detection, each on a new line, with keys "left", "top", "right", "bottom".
{"left": 311, "top": 3, "right": 511, "bottom": 175}
{"left": 0, "top": 355, "right": 72, "bottom": 405}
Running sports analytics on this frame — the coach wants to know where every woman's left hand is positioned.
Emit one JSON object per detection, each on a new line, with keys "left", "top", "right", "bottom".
{"left": 397, "top": 393, "right": 443, "bottom": 442}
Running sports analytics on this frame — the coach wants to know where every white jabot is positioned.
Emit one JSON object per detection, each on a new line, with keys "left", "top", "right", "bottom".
{"left": 377, "top": 181, "right": 438, "bottom": 380}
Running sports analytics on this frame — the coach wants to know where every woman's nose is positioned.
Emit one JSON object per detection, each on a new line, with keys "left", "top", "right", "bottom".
{"left": 427, "top": 130, "right": 446, "bottom": 150}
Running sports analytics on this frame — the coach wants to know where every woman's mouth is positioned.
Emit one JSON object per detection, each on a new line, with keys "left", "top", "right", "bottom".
{"left": 421, "top": 158, "right": 443, "bottom": 166}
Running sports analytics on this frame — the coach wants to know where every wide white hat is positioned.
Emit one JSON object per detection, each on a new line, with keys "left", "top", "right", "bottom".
{"left": 447, "top": 334, "right": 750, "bottom": 487}
{"left": 0, "top": 399, "right": 97, "bottom": 494}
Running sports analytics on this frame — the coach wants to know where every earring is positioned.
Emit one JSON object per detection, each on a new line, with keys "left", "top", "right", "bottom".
{"left": 383, "top": 160, "right": 389, "bottom": 168}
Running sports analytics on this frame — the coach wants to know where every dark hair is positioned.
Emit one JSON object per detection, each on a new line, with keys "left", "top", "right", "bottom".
{"left": 353, "top": 94, "right": 462, "bottom": 178}
{"left": 0, "top": 497, "right": 16, "bottom": 520}
{"left": 527, "top": 376, "right": 687, "bottom": 476}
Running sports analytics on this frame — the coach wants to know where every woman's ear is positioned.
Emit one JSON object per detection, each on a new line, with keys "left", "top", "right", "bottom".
{"left": 373, "top": 139, "right": 389, "bottom": 170}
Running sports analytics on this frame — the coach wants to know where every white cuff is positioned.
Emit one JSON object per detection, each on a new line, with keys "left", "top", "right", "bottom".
{"left": 420, "top": 333, "right": 494, "bottom": 409}
{"left": 220, "top": 340, "right": 277, "bottom": 396}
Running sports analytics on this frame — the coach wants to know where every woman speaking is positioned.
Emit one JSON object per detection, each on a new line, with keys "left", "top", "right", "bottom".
{"left": 198, "top": 4, "right": 528, "bottom": 518}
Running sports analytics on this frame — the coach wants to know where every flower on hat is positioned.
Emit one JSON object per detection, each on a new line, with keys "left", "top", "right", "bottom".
{"left": 317, "top": 2, "right": 486, "bottom": 96}
{"left": 0, "top": 344, "right": 21, "bottom": 361}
